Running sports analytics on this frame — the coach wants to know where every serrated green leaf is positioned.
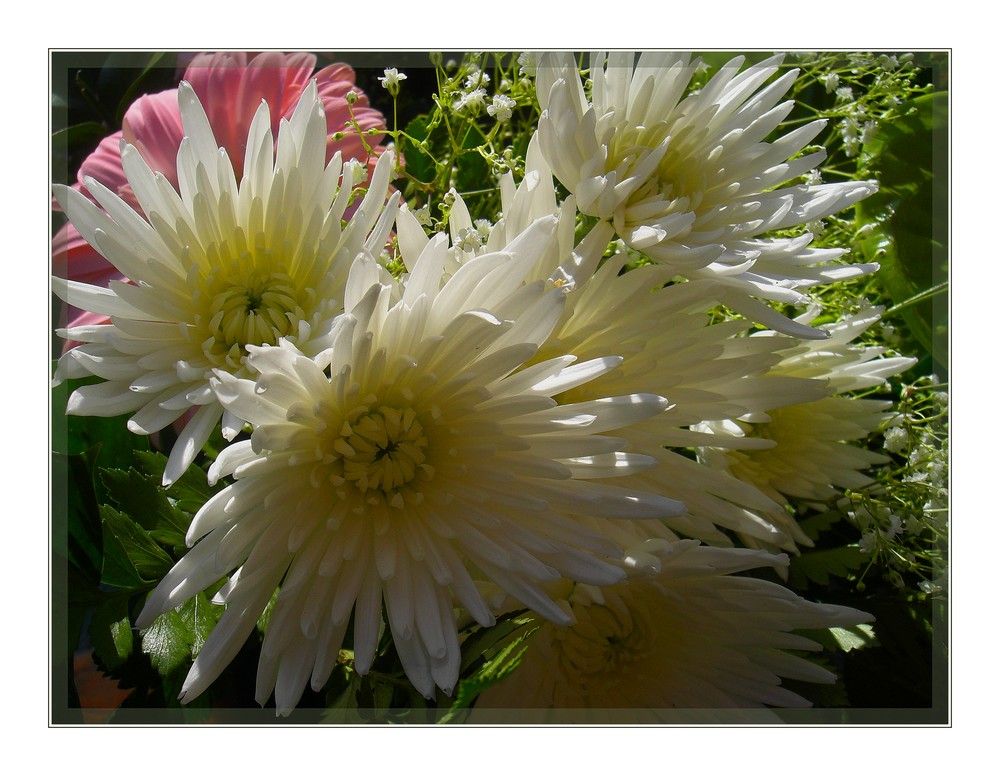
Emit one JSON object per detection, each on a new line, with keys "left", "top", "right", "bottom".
{"left": 133, "top": 449, "right": 222, "bottom": 515}
{"left": 829, "top": 623, "right": 876, "bottom": 652}
{"left": 440, "top": 621, "right": 538, "bottom": 722}
{"left": 801, "top": 622, "right": 877, "bottom": 653}
{"left": 141, "top": 610, "right": 190, "bottom": 676}
{"left": 177, "top": 593, "right": 224, "bottom": 659}
{"left": 322, "top": 673, "right": 369, "bottom": 723}
{"left": 89, "top": 595, "right": 134, "bottom": 669}
{"left": 99, "top": 466, "right": 171, "bottom": 530}
{"left": 788, "top": 544, "right": 866, "bottom": 587}
{"left": 459, "top": 609, "right": 532, "bottom": 675}
{"left": 99, "top": 504, "right": 173, "bottom": 588}
{"left": 99, "top": 462, "right": 193, "bottom": 551}
{"left": 140, "top": 591, "right": 224, "bottom": 680}
{"left": 797, "top": 509, "right": 844, "bottom": 542}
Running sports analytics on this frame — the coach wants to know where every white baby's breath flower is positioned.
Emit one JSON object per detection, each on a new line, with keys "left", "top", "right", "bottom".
{"left": 452, "top": 87, "right": 488, "bottom": 112}
{"left": 413, "top": 203, "right": 432, "bottom": 226}
{"left": 884, "top": 426, "right": 909, "bottom": 455}
{"left": 136, "top": 215, "right": 683, "bottom": 715}
{"left": 487, "top": 94, "right": 516, "bottom": 122}
{"left": 464, "top": 68, "right": 489, "bottom": 89}
{"left": 378, "top": 67, "right": 407, "bottom": 96}
{"left": 52, "top": 81, "right": 399, "bottom": 485}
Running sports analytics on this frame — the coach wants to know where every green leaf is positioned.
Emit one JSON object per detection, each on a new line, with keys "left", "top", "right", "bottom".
{"left": 177, "top": 592, "right": 224, "bottom": 659}
{"left": 801, "top": 622, "right": 877, "bottom": 653}
{"left": 829, "top": 623, "right": 877, "bottom": 652}
{"left": 140, "top": 591, "right": 225, "bottom": 679}
{"left": 455, "top": 124, "right": 490, "bottom": 196}
{"left": 89, "top": 594, "right": 135, "bottom": 669}
{"left": 99, "top": 505, "right": 174, "bottom": 588}
{"left": 797, "top": 509, "right": 844, "bottom": 543}
{"left": 52, "top": 372, "right": 150, "bottom": 467}
{"left": 52, "top": 447, "right": 103, "bottom": 584}
{"left": 439, "top": 618, "right": 538, "bottom": 722}
{"left": 99, "top": 462, "right": 193, "bottom": 553}
{"left": 788, "top": 544, "right": 866, "bottom": 587}
{"left": 51, "top": 121, "right": 108, "bottom": 146}
{"left": 399, "top": 117, "right": 436, "bottom": 184}
{"left": 133, "top": 449, "right": 222, "bottom": 516}
{"left": 114, "top": 52, "right": 169, "bottom": 124}
{"left": 458, "top": 609, "right": 532, "bottom": 675}
{"left": 857, "top": 91, "right": 948, "bottom": 372}
{"left": 142, "top": 610, "right": 191, "bottom": 676}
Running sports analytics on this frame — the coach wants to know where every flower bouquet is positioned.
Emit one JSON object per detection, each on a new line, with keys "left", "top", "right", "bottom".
{"left": 51, "top": 50, "right": 948, "bottom": 724}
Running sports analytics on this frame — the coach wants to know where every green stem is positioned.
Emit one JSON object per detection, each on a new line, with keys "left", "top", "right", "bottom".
{"left": 883, "top": 281, "right": 949, "bottom": 319}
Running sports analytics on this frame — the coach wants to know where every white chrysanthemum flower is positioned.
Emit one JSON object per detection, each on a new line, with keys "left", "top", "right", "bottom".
{"left": 697, "top": 307, "right": 917, "bottom": 509}
{"left": 534, "top": 52, "right": 878, "bottom": 327}
{"left": 400, "top": 137, "right": 828, "bottom": 551}
{"left": 136, "top": 216, "right": 685, "bottom": 715}
{"left": 52, "top": 81, "right": 399, "bottom": 485}
{"left": 477, "top": 539, "right": 871, "bottom": 709}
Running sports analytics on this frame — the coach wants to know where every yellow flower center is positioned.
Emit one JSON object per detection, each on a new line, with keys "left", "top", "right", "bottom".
{"left": 337, "top": 404, "right": 429, "bottom": 495}
{"left": 208, "top": 272, "right": 302, "bottom": 351}
{"left": 557, "top": 596, "right": 655, "bottom": 676}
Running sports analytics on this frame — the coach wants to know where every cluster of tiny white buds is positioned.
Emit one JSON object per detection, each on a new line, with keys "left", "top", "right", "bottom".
{"left": 379, "top": 67, "right": 407, "bottom": 97}
{"left": 841, "top": 118, "right": 861, "bottom": 157}
{"left": 804, "top": 169, "right": 823, "bottom": 186}
{"left": 823, "top": 72, "right": 841, "bottom": 93}
{"left": 860, "top": 120, "right": 878, "bottom": 145}
{"left": 883, "top": 426, "right": 909, "bottom": 455}
{"left": 836, "top": 85, "right": 855, "bottom": 102}
{"left": 473, "top": 218, "right": 492, "bottom": 239}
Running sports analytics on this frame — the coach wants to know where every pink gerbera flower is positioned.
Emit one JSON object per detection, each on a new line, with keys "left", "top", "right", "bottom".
{"left": 53, "top": 51, "right": 388, "bottom": 329}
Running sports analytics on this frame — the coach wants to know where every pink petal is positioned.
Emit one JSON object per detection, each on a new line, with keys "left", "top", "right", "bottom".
{"left": 122, "top": 89, "right": 183, "bottom": 186}
{"left": 75, "top": 131, "right": 130, "bottom": 205}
